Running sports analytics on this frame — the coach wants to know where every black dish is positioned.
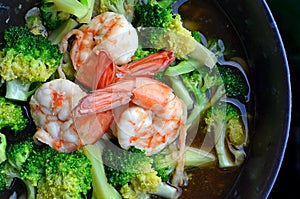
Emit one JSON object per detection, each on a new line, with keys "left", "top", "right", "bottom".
{"left": 0, "top": 0, "right": 291, "bottom": 198}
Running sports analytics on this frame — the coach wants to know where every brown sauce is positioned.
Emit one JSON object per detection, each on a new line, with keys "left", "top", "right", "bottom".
{"left": 173, "top": 0, "right": 251, "bottom": 198}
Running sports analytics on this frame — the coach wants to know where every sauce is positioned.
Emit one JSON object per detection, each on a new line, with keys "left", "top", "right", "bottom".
{"left": 176, "top": 0, "right": 251, "bottom": 198}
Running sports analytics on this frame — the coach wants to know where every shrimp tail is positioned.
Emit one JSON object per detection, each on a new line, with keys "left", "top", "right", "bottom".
{"left": 74, "top": 91, "right": 132, "bottom": 115}
{"left": 73, "top": 111, "right": 114, "bottom": 145}
{"left": 75, "top": 50, "right": 116, "bottom": 90}
{"left": 117, "top": 50, "right": 175, "bottom": 78}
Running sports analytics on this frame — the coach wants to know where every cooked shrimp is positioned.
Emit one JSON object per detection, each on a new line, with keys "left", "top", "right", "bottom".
{"left": 61, "top": 12, "right": 138, "bottom": 69}
{"left": 75, "top": 49, "right": 175, "bottom": 89}
{"left": 30, "top": 48, "right": 174, "bottom": 152}
{"left": 74, "top": 77, "right": 187, "bottom": 156}
{"left": 30, "top": 79, "right": 113, "bottom": 152}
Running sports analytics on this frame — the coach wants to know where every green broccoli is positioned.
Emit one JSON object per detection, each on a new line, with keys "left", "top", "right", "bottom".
{"left": 40, "top": 0, "right": 95, "bottom": 30}
{"left": 218, "top": 65, "right": 250, "bottom": 102}
{"left": 191, "top": 31, "right": 202, "bottom": 43}
{"left": 97, "top": 140, "right": 163, "bottom": 198}
{"left": 0, "top": 133, "right": 7, "bottom": 164}
{"left": 204, "top": 102, "right": 248, "bottom": 168}
{"left": 134, "top": 0, "right": 216, "bottom": 66}
{"left": 20, "top": 145, "right": 92, "bottom": 199}
{"left": 0, "top": 97, "right": 29, "bottom": 135}
{"left": 165, "top": 56, "right": 250, "bottom": 125}
{"left": 152, "top": 146, "right": 216, "bottom": 182}
{"left": 47, "top": 18, "right": 79, "bottom": 45}
{"left": 0, "top": 138, "right": 35, "bottom": 196}
{"left": 36, "top": 150, "right": 92, "bottom": 199}
{"left": 6, "top": 138, "right": 34, "bottom": 171}
{"left": 40, "top": 1, "right": 71, "bottom": 30}
{"left": 134, "top": 0, "right": 174, "bottom": 28}
{"left": 0, "top": 161, "right": 20, "bottom": 192}
{"left": 102, "top": 143, "right": 161, "bottom": 196}
{"left": 165, "top": 61, "right": 224, "bottom": 124}
{"left": 83, "top": 141, "right": 122, "bottom": 199}
{"left": 19, "top": 147, "right": 46, "bottom": 187}
{"left": 97, "top": 0, "right": 139, "bottom": 22}
{"left": 0, "top": 26, "right": 63, "bottom": 101}
{"left": 132, "top": 45, "right": 158, "bottom": 61}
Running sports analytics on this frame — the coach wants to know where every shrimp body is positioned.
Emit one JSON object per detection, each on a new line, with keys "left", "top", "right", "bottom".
{"left": 30, "top": 79, "right": 113, "bottom": 152}
{"left": 61, "top": 12, "right": 138, "bottom": 69}
{"left": 75, "top": 77, "right": 187, "bottom": 155}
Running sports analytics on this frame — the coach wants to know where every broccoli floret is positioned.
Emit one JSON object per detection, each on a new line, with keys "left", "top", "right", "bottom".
{"left": 181, "top": 68, "right": 223, "bottom": 122}
{"left": 217, "top": 65, "right": 250, "bottom": 102}
{"left": 20, "top": 145, "right": 92, "bottom": 198}
{"left": 97, "top": 0, "right": 138, "bottom": 22}
{"left": 166, "top": 61, "right": 224, "bottom": 124}
{"left": 103, "top": 144, "right": 157, "bottom": 188}
{"left": 0, "top": 26, "right": 63, "bottom": 101}
{"left": 83, "top": 140, "right": 184, "bottom": 199}
{"left": 135, "top": 0, "right": 216, "bottom": 66}
{"left": 132, "top": 46, "right": 158, "bottom": 61}
{"left": 134, "top": 0, "right": 174, "bottom": 28}
{"left": 101, "top": 141, "right": 161, "bottom": 198}
{"left": 41, "top": 0, "right": 95, "bottom": 29}
{"left": 0, "top": 133, "right": 7, "bottom": 164}
{"left": 204, "top": 102, "right": 247, "bottom": 168}
{"left": 191, "top": 31, "right": 201, "bottom": 43}
{"left": 36, "top": 150, "right": 92, "bottom": 199}
{"left": 19, "top": 147, "right": 46, "bottom": 187}
{"left": 166, "top": 58, "right": 250, "bottom": 125}
{"left": 4, "top": 138, "right": 36, "bottom": 198}
{"left": 119, "top": 169, "right": 161, "bottom": 199}
{"left": 40, "top": 1, "right": 71, "bottom": 30}
{"left": 0, "top": 97, "right": 29, "bottom": 135}
{"left": 6, "top": 138, "right": 34, "bottom": 171}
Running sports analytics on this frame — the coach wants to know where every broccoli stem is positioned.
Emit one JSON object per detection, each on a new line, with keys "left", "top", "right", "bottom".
{"left": 164, "top": 60, "right": 197, "bottom": 76}
{"left": 23, "top": 180, "right": 36, "bottom": 199}
{"left": 83, "top": 140, "right": 122, "bottom": 199}
{"left": 188, "top": 42, "right": 217, "bottom": 69}
{"left": 5, "top": 79, "right": 35, "bottom": 101}
{"left": 187, "top": 84, "right": 208, "bottom": 124}
{"left": 0, "top": 133, "right": 7, "bottom": 164}
{"left": 151, "top": 182, "right": 178, "bottom": 199}
{"left": 77, "top": 0, "right": 95, "bottom": 23}
{"left": 214, "top": 120, "right": 234, "bottom": 168}
{"left": 50, "top": 0, "right": 89, "bottom": 19}
{"left": 185, "top": 147, "right": 216, "bottom": 167}
{"left": 157, "top": 0, "right": 176, "bottom": 9}
{"left": 167, "top": 76, "right": 194, "bottom": 110}
{"left": 48, "top": 18, "right": 79, "bottom": 45}
{"left": 155, "top": 146, "right": 216, "bottom": 169}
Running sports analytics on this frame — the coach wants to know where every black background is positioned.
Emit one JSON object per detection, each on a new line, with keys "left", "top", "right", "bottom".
{"left": 268, "top": 0, "right": 300, "bottom": 198}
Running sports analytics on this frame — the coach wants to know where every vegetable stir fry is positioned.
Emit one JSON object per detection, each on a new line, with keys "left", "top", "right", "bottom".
{"left": 0, "top": 0, "right": 251, "bottom": 198}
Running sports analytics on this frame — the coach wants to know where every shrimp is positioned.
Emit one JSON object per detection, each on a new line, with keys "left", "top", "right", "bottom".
{"left": 74, "top": 77, "right": 187, "bottom": 156}
{"left": 30, "top": 79, "right": 113, "bottom": 152}
{"left": 74, "top": 77, "right": 188, "bottom": 186}
{"left": 75, "top": 49, "right": 175, "bottom": 90}
{"left": 61, "top": 12, "right": 138, "bottom": 69}
{"left": 29, "top": 49, "right": 175, "bottom": 153}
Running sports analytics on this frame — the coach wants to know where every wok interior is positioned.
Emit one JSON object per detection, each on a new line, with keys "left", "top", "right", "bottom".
{"left": 0, "top": 0, "right": 291, "bottom": 198}
{"left": 214, "top": 0, "right": 291, "bottom": 198}
{"left": 177, "top": 0, "right": 290, "bottom": 198}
